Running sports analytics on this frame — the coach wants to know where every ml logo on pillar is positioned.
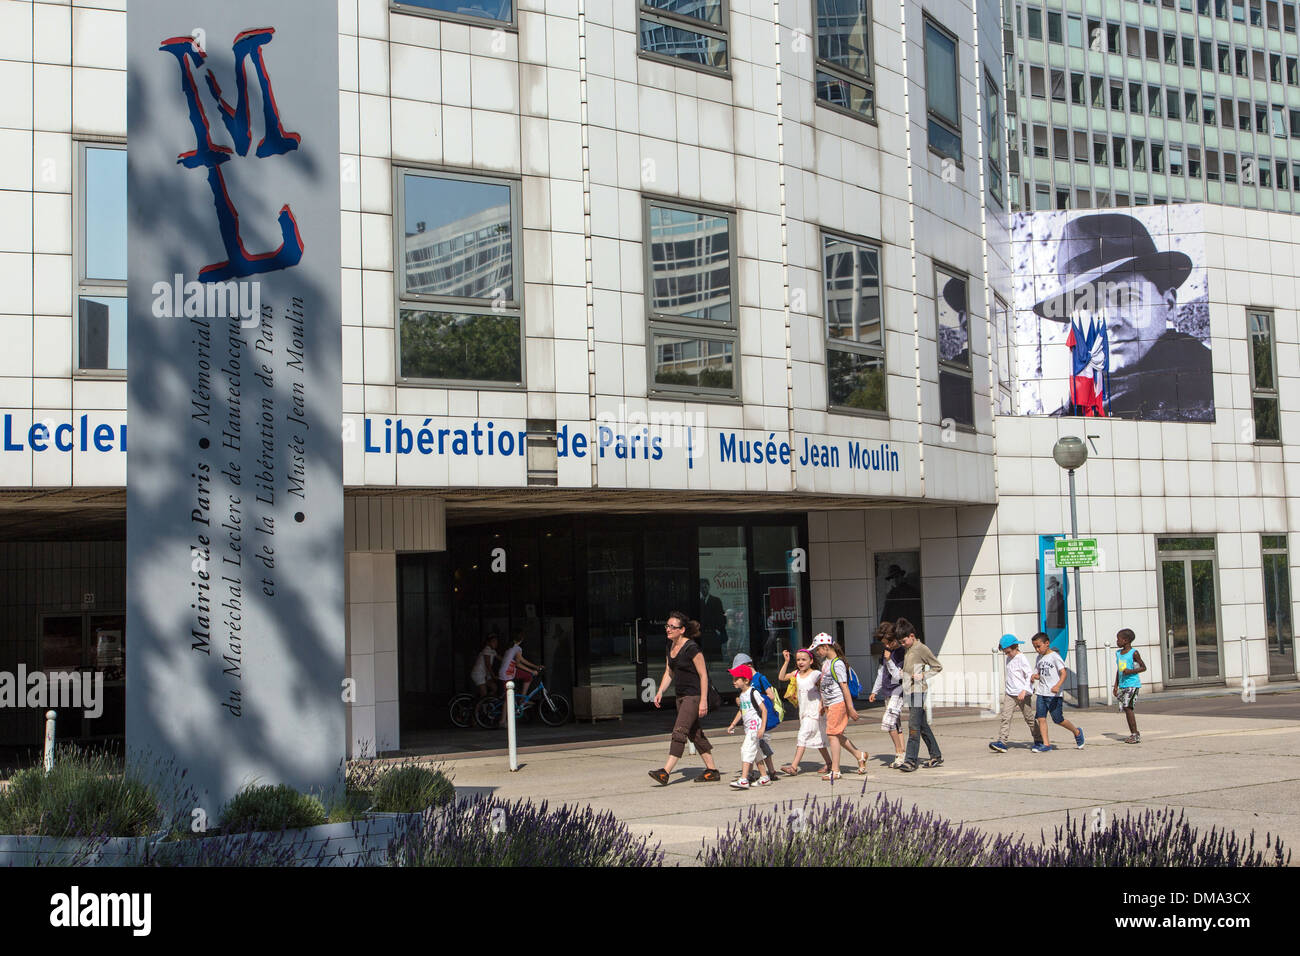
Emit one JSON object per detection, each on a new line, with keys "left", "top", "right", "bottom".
{"left": 150, "top": 27, "right": 304, "bottom": 327}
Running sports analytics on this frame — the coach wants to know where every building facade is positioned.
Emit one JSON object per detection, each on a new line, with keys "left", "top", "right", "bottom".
{"left": 1008, "top": 0, "right": 1300, "bottom": 213}
{"left": 0, "top": 0, "right": 1293, "bottom": 758}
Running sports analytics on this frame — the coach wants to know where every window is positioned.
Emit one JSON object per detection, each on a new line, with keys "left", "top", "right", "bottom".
{"left": 1289, "top": 56, "right": 1299, "bottom": 84}
{"left": 1199, "top": 0, "right": 1211, "bottom": 11}
{"left": 994, "top": 296, "right": 1014, "bottom": 415}
{"left": 1152, "top": 143, "right": 1165, "bottom": 173}
{"left": 1027, "top": 6, "right": 1043, "bottom": 39}
{"left": 1218, "top": 44, "right": 1231, "bottom": 73}
{"left": 1133, "top": 139, "right": 1147, "bottom": 171}
{"left": 1091, "top": 76, "right": 1105, "bottom": 107}
{"left": 76, "top": 144, "right": 127, "bottom": 373}
{"left": 1034, "top": 183, "right": 1051, "bottom": 209}
{"left": 1185, "top": 91, "right": 1197, "bottom": 122}
{"left": 1088, "top": 19, "right": 1102, "bottom": 51}
{"left": 824, "top": 234, "right": 886, "bottom": 413}
{"left": 1241, "top": 155, "right": 1256, "bottom": 185}
{"left": 1067, "top": 15, "right": 1083, "bottom": 47}
{"left": 1288, "top": 2, "right": 1298, "bottom": 30}
{"left": 1293, "top": 162, "right": 1300, "bottom": 190}
{"left": 1148, "top": 84, "right": 1163, "bottom": 117}
{"left": 639, "top": 0, "right": 728, "bottom": 72}
{"left": 1277, "top": 158, "right": 1289, "bottom": 187}
{"left": 1047, "top": 11, "right": 1062, "bottom": 42}
{"left": 1239, "top": 101, "right": 1252, "bottom": 131}
{"left": 1113, "top": 135, "right": 1127, "bottom": 166}
{"left": 1262, "top": 535, "right": 1294, "bottom": 678}
{"left": 1233, "top": 0, "right": 1247, "bottom": 20}
{"left": 397, "top": 170, "right": 524, "bottom": 385}
{"left": 1051, "top": 68, "right": 1066, "bottom": 101}
{"left": 1251, "top": 0, "right": 1263, "bottom": 22}
{"left": 1163, "top": 33, "right": 1178, "bottom": 65}
{"left": 1094, "top": 136, "right": 1109, "bottom": 165}
{"left": 1182, "top": 36, "right": 1196, "bottom": 67}
{"left": 1272, "top": 105, "right": 1287, "bottom": 136}
{"left": 1073, "top": 130, "right": 1088, "bottom": 164}
{"left": 1107, "top": 22, "right": 1121, "bottom": 53}
{"left": 1248, "top": 310, "right": 1281, "bottom": 440}
{"left": 935, "top": 267, "right": 973, "bottom": 427}
{"left": 1033, "top": 124, "right": 1049, "bottom": 157}
{"left": 1272, "top": 53, "right": 1283, "bottom": 82}
{"left": 1166, "top": 89, "right": 1180, "bottom": 118}
{"left": 1170, "top": 145, "right": 1184, "bottom": 174}
{"left": 1030, "top": 66, "right": 1046, "bottom": 98}
{"left": 1200, "top": 39, "right": 1213, "bottom": 71}
{"left": 644, "top": 199, "right": 737, "bottom": 395}
{"left": 1203, "top": 95, "right": 1217, "bottom": 125}
{"left": 1145, "top": 30, "right": 1159, "bottom": 59}
{"left": 1128, "top": 82, "right": 1143, "bottom": 113}
{"left": 1236, "top": 48, "right": 1248, "bottom": 77}
{"left": 1071, "top": 72, "right": 1085, "bottom": 104}
{"left": 1291, "top": 108, "right": 1300, "bottom": 136}
{"left": 1053, "top": 126, "right": 1069, "bottom": 161}
{"left": 1110, "top": 80, "right": 1124, "bottom": 111}
{"left": 985, "top": 71, "right": 1004, "bottom": 207}
{"left": 1269, "top": 0, "right": 1282, "bottom": 26}
{"left": 924, "top": 18, "right": 962, "bottom": 163}
{"left": 391, "top": 0, "right": 513, "bottom": 24}
{"left": 813, "top": 2, "right": 875, "bottom": 120}
{"left": 1189, "top": 147, "right": 1202, "bottom": 177}
{"left": 1207, "top": 150, "right": 1220, "bottom": 180}
{"left": 1256, "top": 105, "right": 1268, "bottom": 133}
{"left": 1225, "top": 153, "right": 1238, "bottom": 183}
{"left": 1259, "top": 157, "right": 1272, "bottom": 186}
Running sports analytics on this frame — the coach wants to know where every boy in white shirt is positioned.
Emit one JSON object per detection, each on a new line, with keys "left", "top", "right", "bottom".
{"left": 1029, "top": 632, "right": 1084, "bottom": 752}
{"left": 727, "top": 665, "right": 771, "bottom": 789}
{"left": 988, "top": 634, "right": 1042, "bottom": 752}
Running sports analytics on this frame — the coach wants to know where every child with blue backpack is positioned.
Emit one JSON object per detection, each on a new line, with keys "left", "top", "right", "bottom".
{"left": 810, "top": 633, "right": 867, "bottom": 780}
{"left": 726, "top": 664, "right": 773, "bottom": 789}
{"left": 727, "top": 654, "right": 782, "bottom": 782}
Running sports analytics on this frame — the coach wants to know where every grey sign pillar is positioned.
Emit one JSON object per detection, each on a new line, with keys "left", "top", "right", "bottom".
{"left": 126, "top": 1, "right": 344, "bottom": 813}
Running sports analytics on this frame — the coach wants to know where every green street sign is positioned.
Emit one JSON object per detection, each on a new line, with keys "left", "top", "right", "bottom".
{"left": 1053, "top": 538, "right": 1099, "bottom": 567}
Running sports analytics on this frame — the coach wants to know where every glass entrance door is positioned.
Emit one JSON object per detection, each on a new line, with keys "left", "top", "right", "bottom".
{"left": 38, "top": 611, "right": 126, "bottom": 738}
{"left": 1158, "top": 543, "right": 1223, "bottom": 684}
{"left": 587, "top": 531, "right": 641, "bottom": 702}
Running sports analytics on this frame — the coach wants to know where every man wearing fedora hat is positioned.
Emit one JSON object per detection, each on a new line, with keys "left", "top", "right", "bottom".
{"left": 879, "top": 563, "right": 922, "bottom": 634}
{"left": 1033, "top": 213, "right": 1213, "bottom": 422}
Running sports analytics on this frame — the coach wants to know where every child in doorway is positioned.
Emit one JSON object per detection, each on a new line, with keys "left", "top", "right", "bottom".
{"left": 868, "top": 622, "right": 907, "bottom": 768}
{"left": 810, "top": 633, "right": 867, "bottom": 780}
{"left": 1113, "top": 628, "right": 1146, "bottom": 744}
{"left": 727, "top": 665, "right": 771, "bottom": 790}
{"left": 777, "top": 647, "right": 832, "bottom": 775}
{"left": 1029, "top": 632, "right": 1084, "bottom": 752}
{"left": 988, "top": 634, "right": 1042, "bottom": 752}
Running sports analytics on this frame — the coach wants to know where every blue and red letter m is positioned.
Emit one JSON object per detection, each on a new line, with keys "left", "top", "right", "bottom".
{"left": 160, "top": 29, "right": 305, "bottom": 283}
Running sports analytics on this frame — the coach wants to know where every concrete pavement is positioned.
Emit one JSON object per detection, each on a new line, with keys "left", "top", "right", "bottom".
{"left": 434, "top": 700, "right": 1300, "bottom": 864}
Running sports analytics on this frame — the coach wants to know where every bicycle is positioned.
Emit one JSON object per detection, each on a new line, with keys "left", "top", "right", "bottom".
{"left": 448, "top": 693, "right": 476, "bottom": 729}
{"left": 473, "top": 673, "right": 571, "bottom": 729}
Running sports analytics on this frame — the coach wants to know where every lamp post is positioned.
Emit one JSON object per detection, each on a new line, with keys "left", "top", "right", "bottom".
{"left": 1052, "top": 436, "right": 1090, "bottom": 709}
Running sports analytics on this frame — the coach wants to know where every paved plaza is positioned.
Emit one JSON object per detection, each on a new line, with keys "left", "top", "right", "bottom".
{"left": 433, "top": 692, "right": 1300, "bottom": 864}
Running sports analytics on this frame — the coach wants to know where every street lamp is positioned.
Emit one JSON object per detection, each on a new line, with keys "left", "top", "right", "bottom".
{"left": 1052, "top": 436, "right": 1090, "bottom": 709}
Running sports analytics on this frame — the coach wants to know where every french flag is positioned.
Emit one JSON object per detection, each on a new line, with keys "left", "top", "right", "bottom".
{"left": 1066, "top": 317, "right": 1109, "bottom": 417}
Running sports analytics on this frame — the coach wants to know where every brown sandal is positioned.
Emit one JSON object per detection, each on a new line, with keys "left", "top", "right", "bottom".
{"left": 779, "top": 764, "right": 799, "bottom": 776}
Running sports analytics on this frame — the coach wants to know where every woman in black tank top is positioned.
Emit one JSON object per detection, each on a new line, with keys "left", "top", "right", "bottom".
{"left": 647, "top": 612, "right": 720, "bottom": 785}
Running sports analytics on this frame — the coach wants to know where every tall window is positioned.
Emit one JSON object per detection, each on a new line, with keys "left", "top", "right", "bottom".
{"left": 645, "top": 199, "right": 737, "bottom": 395}
{"left": 815, "top": 0, "right": 875, "bottom": 120}
{"left": 1026, "top": 6, "right": 1042, "bottom": 39}
{"left": 391, "top": 0, "right": 513, "bottom": 25}
{"left": 985, "top": 71, "right": 1004, "bottom": 207}
{"left": 1262, "top": 535, "right": 1294, "bottom": 678}
{"left": 994, "top": 295, "right": 1014, "bottom": 414}
{"left": 639, "top": 0, "right": 729, "bottom": 72}
{"left": 397, "top": 169, "right": 524, "bottom": 385}
{"left": 76, "top": 144, "right": 127, "bottom": 373}
{"left": 936, "top": 267, "right": 973, "bottom": 427}
{"left": 1248, "top": 309, "right": 1281, "bottom": 440}
{"left": 824, "top": 234, "right": 885, "bottom": 413}
{"left": 924, "top": 17, "right": 962, "bottom": 163}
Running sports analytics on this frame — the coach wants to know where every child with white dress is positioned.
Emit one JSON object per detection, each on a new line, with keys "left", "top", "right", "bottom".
{"left": 776, "top": 648, "right": 832, "bottom": 776}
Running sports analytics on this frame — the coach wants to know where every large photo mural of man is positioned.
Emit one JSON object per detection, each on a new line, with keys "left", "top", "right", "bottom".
{"left": 1011, "top": 207, "right": 1213, "bottom": 422}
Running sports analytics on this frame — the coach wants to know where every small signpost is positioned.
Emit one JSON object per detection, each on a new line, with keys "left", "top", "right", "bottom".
{"left": 1053, "top": 538, "right": 1099, "bottom": 568}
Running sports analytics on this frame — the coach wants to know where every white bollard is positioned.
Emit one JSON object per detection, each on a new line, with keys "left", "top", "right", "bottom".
{"left": 505, "top": 681, "right": 518, "bottom": 771}
{"left": 43, "top": 710, "right": 56, "bottom": 773}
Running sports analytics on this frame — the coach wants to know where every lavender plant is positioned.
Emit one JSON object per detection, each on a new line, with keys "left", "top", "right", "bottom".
{"left": 1029, "top": 807, "right": 1291, "bottom": 868}
{"left": 390, "top": 794, "right": 664, "bottom": 867}
{"left": 699, "top": 792, "right": 1032, "bottom": 867}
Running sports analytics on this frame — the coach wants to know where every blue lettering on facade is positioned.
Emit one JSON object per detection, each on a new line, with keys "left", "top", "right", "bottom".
{"left": 1, "top": 414, "right": 126, "bottom": 453}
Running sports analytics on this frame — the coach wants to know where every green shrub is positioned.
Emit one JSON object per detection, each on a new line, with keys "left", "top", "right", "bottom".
{"left": 371, "top": 765, "right": 454, "bottom": 813}
{"left": 0, "top": 748, "right": 162, "bottom": 838}
{"left": 219, "top": 783, "right": 327, "bottom": 834}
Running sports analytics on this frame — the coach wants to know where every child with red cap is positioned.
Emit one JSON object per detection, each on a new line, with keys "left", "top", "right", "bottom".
{"left": 726, "top": 664, "right": 772, "bottom": 789}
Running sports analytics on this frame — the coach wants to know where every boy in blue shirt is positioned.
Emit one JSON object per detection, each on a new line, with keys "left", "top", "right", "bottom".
{"left": 1112, "top": 628, "right": 1146, "bottom": 744}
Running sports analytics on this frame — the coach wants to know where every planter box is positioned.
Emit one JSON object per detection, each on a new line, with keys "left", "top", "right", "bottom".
{"left": 0, "top": 812, "right": 425, "bottom": 868}
{"left": 0, "top": 832, "right": 163, "bottom": 867}
{"left": 573, "top": 684, "right": 623, "bottom": 722}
